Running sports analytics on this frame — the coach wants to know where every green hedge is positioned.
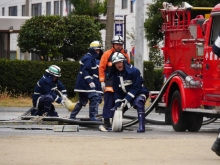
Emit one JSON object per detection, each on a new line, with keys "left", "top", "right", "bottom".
{"left": 0, "top": 59, "right": 79, "bottom": 97}
{"left": 0, "top": 59, "right": 163, "bottom": 97}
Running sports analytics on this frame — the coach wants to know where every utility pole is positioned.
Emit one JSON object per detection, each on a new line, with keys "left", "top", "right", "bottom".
{"left": 24, "top": 0, "right": 30, "bottom": 60}
{"left": 134, "top": 0, "right": 144, "bottom": 77}
{"left": 105, "top": 0, "right": 115, "bottom": 51}
{"left": 25, "top": 0, "right": 29, "bottom": 16}
{"left": 124, "top": 15, "right": 127, "bottom": 49}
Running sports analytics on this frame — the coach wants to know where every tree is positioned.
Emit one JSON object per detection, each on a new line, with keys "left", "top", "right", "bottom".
{"left": 17, "top": 15, "right": 66, "bottom": 61}
{"left": 17, "top": 15, "right": 102, "bottom": 61}
{"left": 61, "top": 15, "right": 102, "bottom": 61}
{"left": 144, "top": 0, "right": 220, "bottom": 66}
{"left": 70, "top": 0, "right": 107, "bottom": 29}
{"left": 71, "top": 0, "right": 106, "bottom": 16}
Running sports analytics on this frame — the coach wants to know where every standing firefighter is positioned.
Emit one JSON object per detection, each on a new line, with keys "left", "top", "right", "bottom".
{"left": 31, "top": 65, "right": 67, "bottom": 117}
{"left": 211, "top": 32, "right": 220, "bottom": 157}
{"left": 111, "top": 52, "right": 149, "bottom": 132}
{"left": 69, "top": 41, "right": 103, "bottom": 121}
{"left": 99, "top": 35, "right": 130, "bottom": 130}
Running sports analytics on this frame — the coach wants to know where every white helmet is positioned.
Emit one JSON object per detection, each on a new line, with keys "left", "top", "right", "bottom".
{"left": 111, "top": 35, "right": 124, "bottom": 44}
{"left": 112, "top": 52, "right": 126, "bottom": 64}
{"left": 45, "top": 65, "right": 61, "bottom": 77}
{"left": 89, "top": 41, "right": 102, "bottom": 50}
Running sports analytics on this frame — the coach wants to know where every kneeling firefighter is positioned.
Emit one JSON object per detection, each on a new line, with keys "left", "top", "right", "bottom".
{"left": 110, "top": 52, "right": 149, "bottom": 132}
{"left": 32, "top": 65, "right": 67, "bottom": 117}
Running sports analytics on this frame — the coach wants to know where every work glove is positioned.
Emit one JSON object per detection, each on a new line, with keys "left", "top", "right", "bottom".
{"left": 61, "top": 100, "right": 65, "bottom": 107}
{"left": 101, "top": 82, "right": 105, "bottom": 92}
{"left": 89, "top": 82, "right": 96, "bottom": 89}
{"left": 51, "top": 87, "right": 57, "bottom": 91}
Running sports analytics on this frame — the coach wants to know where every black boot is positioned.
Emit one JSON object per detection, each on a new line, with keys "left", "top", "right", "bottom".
{"left": 104, "top": 118, "right": 111, "bottom": 130}
{"left": 211, "top": 129, "right": 220, "bottom": 156}
{"left": 137, "top": 112, "right": 145, "bottom": 133}
{"left": 48, "top": 104, "right": 58, "bottom": 117}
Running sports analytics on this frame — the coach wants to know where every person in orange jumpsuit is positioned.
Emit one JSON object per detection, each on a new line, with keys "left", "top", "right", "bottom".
{"left": 99, "top": 35, "right": 130, "bottom": 130}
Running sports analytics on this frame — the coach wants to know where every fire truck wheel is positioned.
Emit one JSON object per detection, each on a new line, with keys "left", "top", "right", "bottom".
{"left": 170, "top": 90, "right": 187, "bottom": 132}
{"left": 186, "top": 113, "right": 203, "bottom": 132}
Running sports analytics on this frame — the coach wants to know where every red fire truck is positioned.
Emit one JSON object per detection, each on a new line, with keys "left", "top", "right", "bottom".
{"left": 149, "top": 2, "right": 220, "bottom": 132}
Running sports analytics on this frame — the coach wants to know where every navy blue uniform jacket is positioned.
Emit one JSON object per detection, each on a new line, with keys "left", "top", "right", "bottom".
{"left": 32, "top": 73, "right": 67, "bottom": 105}
{"left": 112, "top": 62, "right": 149, "bottom": 108}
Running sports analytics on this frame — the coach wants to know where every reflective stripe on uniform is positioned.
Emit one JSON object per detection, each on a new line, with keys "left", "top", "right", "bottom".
{"left": 54, "top": 95, "right": 59, "bottom": 102}
{"left": 115, "top": 99, "right": 123, "bottom": 103}
{"left": 37, "top": 81, "right": 41, "bottom": 87}
{"left": 84, "top": 76, "right": 93, "bottom": 79}
{"left": 91, "top": 66, "right": 97, "bottom": 69}
{"left": 140, "top": 94, "right": 146, "bottom": 99}
{"left": 119, "top": 80, "right": 132, "bottom": 87}
{"left": 93, "top": 74, "right": 98, "bottom": 78}
{"left": 74, "top": 89, "right": 97, "bottom": 93}
{"left": 119, "top": 76, "right": 127, "bottom": 93}
{"left": 128, "top": 92, "right": 135, "bottom": 98}
{"left": 61, "top": 90, "right": 67, "bottom": 93}
{"left": 35, "top": 96, "right": 41, "bottom": 110}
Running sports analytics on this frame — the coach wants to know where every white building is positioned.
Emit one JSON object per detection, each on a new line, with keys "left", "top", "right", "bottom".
{"left": 0, "top": 0, "right": 152, "bottom": 61}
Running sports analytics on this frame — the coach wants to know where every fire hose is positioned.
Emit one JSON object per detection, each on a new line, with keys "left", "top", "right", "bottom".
{"left": 115, "top": 70, "right": 217, "bottom": 127}
{"left": 21, "top": 71, "right": 217, "bottom": 127}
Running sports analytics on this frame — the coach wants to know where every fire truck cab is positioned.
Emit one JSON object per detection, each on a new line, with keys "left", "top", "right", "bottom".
{"left": 153, "top": 2, "right": 220, "bottom": 132}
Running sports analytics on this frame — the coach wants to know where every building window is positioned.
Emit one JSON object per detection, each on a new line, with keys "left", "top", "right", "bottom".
{"left": 46, "top": 2, "right": 51, "bottom": 15}
{"left": 10, "top": 51, "right": 16, "bottom": 60}
{"left": 60, "top": 1, "right": 63, "bottom": 16}
{"left": 130, "top": 1, "right": 133, "bottom": 13}
{"left": 22, "top": 5, "right": 26, "bottom": 16}
{"left": 32, "top": 3, "right": 41, "bottom": 16}
{"left": 65, "top": 0, "right": 71, "bottom": 15}
{"left": 9, "top": 6, "right": 17, "bottom": 16}
{"left": 31, "top": 53, "right": 40, "bottom": 61}
{"left": 54, "top": 0, "right": 66, "bottom": 16}
{"left": 54, "top": 1, "right": 59, "bottom": 15}
{"left": 122, "top": 0, "right": 127, "bottom": 9}
{"left": 2, "top": 7, "right": 4, "bottom": 16}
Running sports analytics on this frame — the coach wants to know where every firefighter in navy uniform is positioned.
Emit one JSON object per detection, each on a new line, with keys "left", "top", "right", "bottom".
{"left": 211, "top": 32, "right": 220, "bottom": 157}
{"left": 31, "top": 65, "right": 67, "bottom": 117}
{"left": 110, "top": 52, "right": 149, "bottom": 132}
{"left": 69, "top": 41, "right": 103, "bottom": 121}
{"left": 99, "top": 35, "right": 130, "bottom": 130}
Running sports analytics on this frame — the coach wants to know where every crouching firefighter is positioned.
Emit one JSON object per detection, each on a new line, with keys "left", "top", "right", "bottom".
{"left": 31, "top": 65, "right": 67, "bottom": 117}
{"left": 110, "top": 52, "right": 149, "bottom": 132}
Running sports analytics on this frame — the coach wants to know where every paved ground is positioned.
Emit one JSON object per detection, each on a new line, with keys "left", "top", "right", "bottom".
{"left": 0, "top": 106, "right": 219, "bottom": 165}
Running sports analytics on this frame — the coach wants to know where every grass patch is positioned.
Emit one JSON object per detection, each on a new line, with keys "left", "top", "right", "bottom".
{"left": 0, "top": 89, "right": 151, "bottom": 107}
{"left": 0, "top": 90, "right": 32, "bottom": 107}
